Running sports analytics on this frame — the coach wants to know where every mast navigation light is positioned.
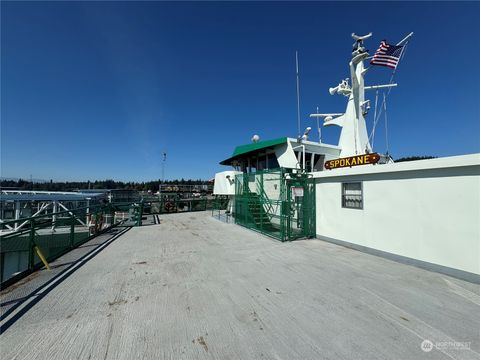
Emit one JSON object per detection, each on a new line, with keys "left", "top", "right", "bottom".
{"left": 251, "top": 134, "right": 260, "bottom": 143}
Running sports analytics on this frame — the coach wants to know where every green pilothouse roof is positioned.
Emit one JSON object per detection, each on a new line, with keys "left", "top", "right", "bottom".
{"left": 219, "top": 137, "right": 288, "bottom": 165}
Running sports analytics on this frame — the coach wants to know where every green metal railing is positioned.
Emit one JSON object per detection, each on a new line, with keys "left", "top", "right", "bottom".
{"left": 0, "top": 202, "right": 131, "bottom": 287}
{"left": 142, "top": 197, "right": 208, "bottom": 215}
{"left": 256, "top": 176, "right": 275, "bottom": 221}
{"left": 235, "top": 169, "right": 286, "bottom": 240}
{"left": 234, "top": 168, "right": 315, "bottom": 241}
{"left": 0, "top": 196, "right": 211, "bottom": 287}
{"left": 211, "top": 195, "right": 230, "bottom": 222}
{"left": 286, "top": 172, "right": 316, "bottom": 240}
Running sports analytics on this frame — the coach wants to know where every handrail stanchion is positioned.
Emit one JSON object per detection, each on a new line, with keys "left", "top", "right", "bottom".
{"left": 110, "top": 204, "right": 115, "bottom": 226}
{"left": 70, "top": 213, "right": 75, "bottom": 248}
{"left": 29, "top": 219, "right": 35, "bottom": 270}
{"left": 136, "top": 201, "right": 144, "bottom": 226}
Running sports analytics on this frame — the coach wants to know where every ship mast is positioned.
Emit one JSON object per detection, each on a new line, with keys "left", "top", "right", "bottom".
{"left": 347, "top": 33, "right": 372, "bottom": 156}
{"left": 310, "top": 32, "right": 396, "bottom": 158}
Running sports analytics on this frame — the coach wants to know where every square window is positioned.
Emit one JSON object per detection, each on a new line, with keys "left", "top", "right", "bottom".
{"left": 342, "top": 182, "right": 363, "bottom": 209}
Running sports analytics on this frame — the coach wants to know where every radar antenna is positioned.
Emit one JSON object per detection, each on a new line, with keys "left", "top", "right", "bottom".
{"left": 351, "top": 32, "right": 372, "bottom": 55}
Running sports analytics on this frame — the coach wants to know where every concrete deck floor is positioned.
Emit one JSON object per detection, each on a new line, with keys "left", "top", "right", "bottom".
{"left": 0, "top": 211, "right": 479, "bottom": 360}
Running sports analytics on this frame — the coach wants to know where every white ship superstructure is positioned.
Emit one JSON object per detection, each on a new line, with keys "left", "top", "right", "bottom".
{"left": 214, "top": 32, "right": 480, "bottom": 282}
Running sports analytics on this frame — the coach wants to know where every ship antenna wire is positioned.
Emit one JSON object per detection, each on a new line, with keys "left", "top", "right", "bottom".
{"left": 383, "top": 92, "right": 389, "bottom": 155}
{"left": 371, "top": 90, "right": 379, "bottom": 148}
{"left": 296, "top": 51, "right": 301, "bottom": 138}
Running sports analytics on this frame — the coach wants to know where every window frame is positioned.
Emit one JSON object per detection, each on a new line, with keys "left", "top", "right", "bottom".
{"left": 341, "top": 182, "right": 364, "bottom": 210}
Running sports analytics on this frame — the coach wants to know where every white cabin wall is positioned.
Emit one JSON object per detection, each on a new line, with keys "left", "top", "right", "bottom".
{"left": 314, "top": 157, "right": 480, "bottom": 276}
{"left": 276, "top": 139, "right": 342, "bottom": 170}
{"left": 262, "top": 173, "right": 281, "bottom": 198}
{"left": 213, "top": 171, "right": 241, "bottom": 195}
{"left": 275, "top": 142, "right": 298, "bottom": 168}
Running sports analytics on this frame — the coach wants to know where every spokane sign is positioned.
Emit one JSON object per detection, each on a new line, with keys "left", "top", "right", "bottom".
{"left": 325, "top": 153, "right": 380, "bottom": 170}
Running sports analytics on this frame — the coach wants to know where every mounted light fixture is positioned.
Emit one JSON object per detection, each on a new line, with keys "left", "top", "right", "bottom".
{"left": 301, "top": 127, "right": 312, "bottom": 141}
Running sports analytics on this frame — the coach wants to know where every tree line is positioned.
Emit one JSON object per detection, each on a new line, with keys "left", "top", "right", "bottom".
{"left": 0, "top": 178, "right": 212, "bottom": 192}
{"left": 1, "top": 156, "right": 435, "bottom": 192}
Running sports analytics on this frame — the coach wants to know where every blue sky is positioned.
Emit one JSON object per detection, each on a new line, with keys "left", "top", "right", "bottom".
{"left": 2, "top": 1, "right": 479, "bottom": 181}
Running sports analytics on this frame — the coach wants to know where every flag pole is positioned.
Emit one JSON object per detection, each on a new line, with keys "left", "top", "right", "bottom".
{"left": 396, "top": 32, "right": 414, "bottom": 46}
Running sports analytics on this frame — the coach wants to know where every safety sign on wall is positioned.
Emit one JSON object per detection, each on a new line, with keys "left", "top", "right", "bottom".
{"left": 292, "top": 187, "right": 304, "bottom": 197}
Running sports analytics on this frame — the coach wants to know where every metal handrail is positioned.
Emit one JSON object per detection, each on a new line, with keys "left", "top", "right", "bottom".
{"left": 0, "top": 204, "right": 106, "bottom": 226}
{"left": 0, "top": 202, "right": 126, "bottom": 286}
{"left": 255, "top": 177, "right": 275, "bottom": 219}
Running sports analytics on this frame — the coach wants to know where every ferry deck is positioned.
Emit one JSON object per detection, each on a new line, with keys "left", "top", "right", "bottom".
{"left": 1, "top": 211, "right": 478, "bottom": 360}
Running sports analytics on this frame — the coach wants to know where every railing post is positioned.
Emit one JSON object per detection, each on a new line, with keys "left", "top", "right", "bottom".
{"left": 70, "top": 213, "right": 75, "bottom": 248}
{"left": 110, "top": 204, "right": 115, "bottom": 226}
{"left": 29, "top": 219, "right": 35, "bottom": 270}
{"left": 14, "top": 201, "right": 20, "bottom": 231}
{"left": 51, "top": 200, "right": 57, "bottom": 232}
{"left": 137, "top": 201, "right": 144, "bottom": 226}
{"left": 260, "top": 172, "right": 264, "bottom": 233}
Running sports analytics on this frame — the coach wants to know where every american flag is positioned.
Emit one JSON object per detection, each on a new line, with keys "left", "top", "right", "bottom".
{"left": 370, "top": 40, "right": 404, "bottom": 69}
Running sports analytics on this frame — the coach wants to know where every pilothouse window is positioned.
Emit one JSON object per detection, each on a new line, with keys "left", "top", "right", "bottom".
{"left": 294, "top": 151, "right": 313, "bottom": 171}
{"left": 267, "top": 154, "right": 279, "bottom": 169}
{"left": 313, "top": 155, "right": 325, "bottom": 171}
{"left": 257, "top": 156, "right": 267, "bottom": 171}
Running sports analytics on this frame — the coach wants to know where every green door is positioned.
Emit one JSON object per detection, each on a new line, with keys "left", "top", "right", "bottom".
{"left": 286, "top": 177, "right": 316, "bottom": 240}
